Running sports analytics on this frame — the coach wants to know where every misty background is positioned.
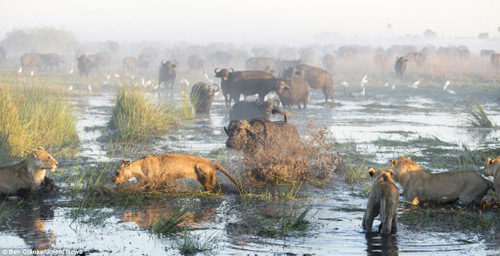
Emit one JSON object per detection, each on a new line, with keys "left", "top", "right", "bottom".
{"left": 1, "top": 0, "right": 499, "bottom": 44}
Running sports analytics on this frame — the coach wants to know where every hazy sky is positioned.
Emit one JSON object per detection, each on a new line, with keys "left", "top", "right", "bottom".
{"left": 0, "top": 0, "right": 499, "bottom": 43}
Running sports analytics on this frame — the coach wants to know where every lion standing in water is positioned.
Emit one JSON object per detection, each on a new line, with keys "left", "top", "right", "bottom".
{"left": 483, "top": 156, "right": 500, "bottom": 200}
{"left": 0, "top": 147, "right": 58, "bottom": 195}
{"left": 113, "top": 153, "right": 239, "bottom": 192}
{"left": 390, "top": 156, "right": 493, "bottom": 205}
{"left": 363, "top": 168, "right": 399, "bottom": 235}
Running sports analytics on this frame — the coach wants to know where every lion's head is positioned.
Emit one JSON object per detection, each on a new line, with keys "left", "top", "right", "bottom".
{"left": 28, "top": 147, "right": 58, "bottom": 172}
{"left": 484, "top": 156, "right": 500, "bottom": 177}
{"left": 113, "top": 159, "right": 142, "bottom": 185}
{"left": 368, "top": 167, "right": 395, "bottom": 183}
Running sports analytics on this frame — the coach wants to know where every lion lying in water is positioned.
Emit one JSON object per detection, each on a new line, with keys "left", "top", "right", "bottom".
{"left": 113, "top": 153, "right": 239, "bottom": 192}
{"left": 363, "top": 168, "right": 399, "bottom": 235}
{"left": 390, "top": 156, "right": 493, "bottom": 205}
{"left": 0, "top": 147, "right": 58, "bottom": 196}
{"left": 483, "top": 156, "right": 500, "bottom": 201}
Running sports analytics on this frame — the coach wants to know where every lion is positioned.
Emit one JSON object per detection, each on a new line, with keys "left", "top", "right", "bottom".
{"left": 363, "top": 168, "right": 399, "bottom": 235}
{"left": 113, "top": 153, "right": 240, "bottom": 192}
{"left": 0, "top": 147, "right": 58, "bottom": 195}
{"left": 483, "top": 156, "right": 500, "bottom": 200}
{"left": 389, "top": 156, "right": 494, "bottom": 205}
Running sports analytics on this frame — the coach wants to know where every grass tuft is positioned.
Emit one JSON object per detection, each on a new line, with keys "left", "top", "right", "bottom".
{"left": 465, "top": 99, "right": 495, "bottom": 128}
{"left": 152, "top": 207, "right": 190, "bottom": 236}
{"left": 0, "top": 82, "right": 78, "bottom": 161}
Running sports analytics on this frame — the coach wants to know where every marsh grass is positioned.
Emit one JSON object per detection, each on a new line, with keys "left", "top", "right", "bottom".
{"left": 465, "top": 99, "right": 495, "bottom": 128}
{"left": 108, "top": 86, "right": 193, "bottom": 142}
{"left": 400, "top": 205, "right": 498, "bottom": 233}
{"left": 152, "top": 207, "right": 190, "bottom": 236}
{"left": 0, "top": 198, "right": 17, "bottom": 225}
{"left": 176, "top": 229, "right": 219, "bottom": 255}
{"left": 0, "top": 82, "right": 78, "bottom": 161}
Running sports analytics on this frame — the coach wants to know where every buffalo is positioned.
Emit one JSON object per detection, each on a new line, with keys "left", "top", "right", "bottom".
{"left": 91, "top": 52, "right": 112, "bottom": 69}
{"left": 269, "top": 77, "right": 309, "bottom": 109}
{"left": 229, "top": 99, "right": 281, "bottom": 121}
{"left": 190, "top": 82, "right": 219, "bottom": 114}
{"left": 214, "top": 68, "right": 275, "bottom": 107}
{"left": 41, "top": 53, "right": 64, "bottom": 70}
{"left": 283, "top": 64, "right": 334, "bottom": 104}
{"left": 224, "top": 117, "right": 301, "bottom": 154}
{"left": 76, "top": 54, "right": 92, "bottom": 77}
{"left": 20, "top": 53, "right": 45, "bottom": 71}
{"left": 159, "top": 60, "right": 177, "bottom": 91}
{"left": 123, "top": 57, "right": 137, "bottom": 75}
{"left": 394, "top": 57, "right": 408, "bottom": 80}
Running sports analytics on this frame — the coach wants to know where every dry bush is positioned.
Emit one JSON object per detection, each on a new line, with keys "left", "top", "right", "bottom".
{"left": 240, "top": 124, "right": 344, "bottom": 184}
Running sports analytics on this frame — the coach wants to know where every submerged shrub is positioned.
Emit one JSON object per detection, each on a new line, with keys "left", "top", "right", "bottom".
{"left": 108, "top": 87, "right": 193, "bottom": 142}
{"left": 0, "top": 84, "right": 78, "bottom": 160}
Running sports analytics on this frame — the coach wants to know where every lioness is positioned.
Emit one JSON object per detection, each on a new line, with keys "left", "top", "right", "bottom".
{"left": 113, "top": 153, "right": 239, "bottom": 192}
{"left": 484, "top": 156, "right": 500, "bottom": 200}
{"left": 390, "top": 156, "right": 493, "bottom": 205}
{"left": 363, "top": 168, "right": 398, "bottom": 235}
{"left": 0, "top": 147, "right": 58, "bottom": 195}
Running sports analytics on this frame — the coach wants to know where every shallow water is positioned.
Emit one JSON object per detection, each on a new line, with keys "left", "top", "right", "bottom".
{"left": 1, "top": 83, "right": 500, "bottom": 255}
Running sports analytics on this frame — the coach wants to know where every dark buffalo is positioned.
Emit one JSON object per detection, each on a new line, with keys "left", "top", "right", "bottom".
{"left": 214, "top": 68, "right": 275, "bottom": 107}
{"left": 123, "top": 57, "right": 137, "bottom": 75}
{"left": 76, "top": 54, "right": 92, "bottom": 77}
{"left": 269, "top": 77, "right": 309, "bottom": 109}
{"left": 480, "top": 49, "right": 495, "bottom": 58}
{"left": 214, "top": 68, "right": 234, "bottom": 107}
{"left": 190, "top": 82, "right": 219, "bottom": 114}
{"left": 322, "top": 54, "right": 335, "bottom": 72}
{"left": 20, "top": 53, "right": 45, "bottom": 71}
{"left": 394, "top": 57, "right": 408, "bottom": 80}
{"left": 188, "top": 55, "right": 204, "bottom": 70}
{"left": 229, "top": 99, "right": 281, "bottom": 121}
{"left": 159, "top": 60, "right": 177, "bottom": 90}
{"left": 224, "top": 117, "right": 301, "bottom": 154}
{"left": 41, "top": 53, "right": 64, "bottom": 70}
{"left": 283, "top": 64, "right": 334, "bottom": 104}
{"left": 246, "top": 57, "right": 278, "bottom": 76}
{"left": 0, "top": 46, "right": 6, "bottom": 64}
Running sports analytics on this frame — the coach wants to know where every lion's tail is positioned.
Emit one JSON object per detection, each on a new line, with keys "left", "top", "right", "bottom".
{"left": 213, "top": 163, "right": 239, "bottom": 188}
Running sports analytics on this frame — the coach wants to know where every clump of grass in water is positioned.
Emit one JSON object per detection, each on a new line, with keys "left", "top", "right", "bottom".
{"left": 108, "top": 86, "right": 193, "bottom": 142}
{"left": 0, "top": 83, "right": 78, "bottom": 161}
{"left": 465, "top": 99, "right": 495, "bottom": 128}
{"left": 152, "top": 207, "right": 190, "bottom": 236}
{"left": 176, "top": 229, "right": 219, "bottom": 255}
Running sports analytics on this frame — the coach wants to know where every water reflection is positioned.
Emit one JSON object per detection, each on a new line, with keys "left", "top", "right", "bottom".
{"left": 0, "top": 205, "right": 55, "bottom": 250}
{"left": 120, "top": 206, "right": 217, "bottom": 229}
{"left": 365, "top": 232, "right": 398, "bottom": 256}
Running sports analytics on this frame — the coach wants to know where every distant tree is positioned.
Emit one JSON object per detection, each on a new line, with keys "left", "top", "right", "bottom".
{"left": 106, "top": 40, "right": 119, "bottom": 54}
{"left": 1, "top": 26, "right": 77, "bottom": 54}
{"left": 478, "top": 32, "right": 489, "bottom": 39}
{"left": 423, "top": 29, "right": 437, "bottom": 39}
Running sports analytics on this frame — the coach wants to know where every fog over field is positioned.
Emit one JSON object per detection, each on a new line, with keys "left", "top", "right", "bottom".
{"left": 1, "top": 0, "right": 499, "bottom": 44}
